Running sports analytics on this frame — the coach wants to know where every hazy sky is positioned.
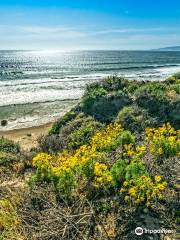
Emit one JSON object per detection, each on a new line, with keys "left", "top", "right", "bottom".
{"left": 0, "top": 0, "right": 180, "bottom": 50}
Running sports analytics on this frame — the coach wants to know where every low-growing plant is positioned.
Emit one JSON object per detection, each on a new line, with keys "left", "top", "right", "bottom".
{"left": 120, "top": 175, "right": 167, "bottom": 206}
{"left": 123, "top": 144, "right": 146, "bottom": 159}
{"left": 125, "top": 161, "right": 147, "bottom": 180}
{"left": 49, "top": 110, "right": 77, "bottom": 135}
{"left": 94, "top": 162, "right": 113, "bottom": 187}
{"left": 166, "top": 72, "right": 180, "bottom": 83}
{"left": 145, "top": 123, "right": 180, "bottom": 158}
{"left": 37, "top": 134, "right": 63, "bottom": 153}
{"left": 101, "top": 75, "right": 127, "bottom": 91}
{"left": 0, "top": 137, "right": 20, "bottom": 154}
{"left": 56, "top": 170, "right": 77, "bottom": 196}
{"left": 117, "top": 130, "right": 135, "bottom": 145}
{"left": 111, "top": 159, "right": 129, "bottom": 186}
{"left": 169, "top": 101, "right": 180, "bottom": 129}
{"left": 0, "top": 151, "right": 18, "bottom": 166}
{"left": 43, "top": 115, "right": 103, "bottom": 152}
{"left": 68, "top": 125, "right": 94, "bottom": 149}
{"left": 67, "top": 120, "right": 102, "bottom": 150}
{"left": 91, "top": 123, "right": 124, "bottom": 152}
{"left": 134, "top": 83, "right": 174, "bottom": 120}
{"left": 0, "top": 197, "right": 24, "bottom": 240}
{"left": 31, "top": 123, "right": 124, "bottom": 195}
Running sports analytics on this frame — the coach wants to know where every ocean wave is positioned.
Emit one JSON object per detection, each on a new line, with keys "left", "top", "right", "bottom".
{"left": 0, "top": 88, "right": 83, "bottom": 107}
{"left": 0, "top": 74, "right": 107, "bottom": 87}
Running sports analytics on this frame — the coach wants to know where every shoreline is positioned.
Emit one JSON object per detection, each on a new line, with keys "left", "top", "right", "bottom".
{"left": 0, "top": 122, "right": 53, "bottom": 151}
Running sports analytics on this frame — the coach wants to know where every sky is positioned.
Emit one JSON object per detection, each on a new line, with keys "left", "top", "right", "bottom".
{"left": 0, "top": 0, "right": 180, "bottom": 50}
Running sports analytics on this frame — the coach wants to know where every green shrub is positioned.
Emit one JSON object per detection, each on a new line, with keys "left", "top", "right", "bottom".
{"left": 60, "top": 115, "right": 103, "bottom": 150}
{"left": 116, "top": 105, "right": 157, "bottom": 132}
{"left": 135, "top": 84, "right": 179, "bottom": 127}
{"left": 83, "top": 91, "right": 131, "bottom": 123}
{"left": 101, "top": 76, "right": 128, "bottom": 91}
{"left": 49, "top": 110, "right": 77, "bottom": 135}
{"left": 0, "top": 137, "right": 20, "bottom": 154}
{"left": 94, "top": 75, "right": 144, "bottom": 95}
{"left": 37, "top": 134, "right": 63, "bottom": 153}
{"left": 111, "top": 159, "right": 128, "bottom": 185}
{"left": 135, "top": 92, "right": 170, "bottom": 122}
{"left": 134, "top": 82, "right": 167, "bottom": 96}
{"left": 56, "top": 171, "right": 77, "bottom": 196}
{"left": 0, "top": 151, "right": 18, "bottom": 166}
{"left": 117, "top": 130, "right": 135, "bottom": 145}
{"left": 0, "top": 197, "right": 24, "bottom": 240}
{"left": 82, "top": 84, "right": 107, "bottom": 111}
{"left": 173, "top": 72, "right": 180, "bottom": 79}
{"left": 170, "top": 101, "right": 180, "bottom": 129}
{"left": 166, "top": 72, "right": 180, "bottom": 83}
{"left": 85, "top": 76, "right": 143, "bottom": 96}
{"left": 40, "top": 115, "right": 103, "bottom": 153}
{"left": 120, "top": 175, "right": 167, "bottom": 206}
{"left": 68, "top": 124, "right": 97, "bottom": 150}
{"left": 125, "top": 161, "right": 147, "bottom": 180}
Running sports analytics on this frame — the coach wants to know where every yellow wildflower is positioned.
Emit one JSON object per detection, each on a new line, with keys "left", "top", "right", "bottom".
{"left": 32, "top": 153, "right": 52, "bottom": 168}
{"left": 155, "top": 175, "right": 161, "bottom": 183}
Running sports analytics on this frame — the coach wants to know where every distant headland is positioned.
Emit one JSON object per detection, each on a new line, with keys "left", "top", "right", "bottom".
{"left": 155, "top": 46, "right": 180, "bottom": 51}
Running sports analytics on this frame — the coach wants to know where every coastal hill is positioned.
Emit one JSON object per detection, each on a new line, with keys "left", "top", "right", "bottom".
{"left": 0, "top": 73, "right": 179, "bottom": 240}
{"left": 155, "top": 46, "right": 180, "bottom": 51}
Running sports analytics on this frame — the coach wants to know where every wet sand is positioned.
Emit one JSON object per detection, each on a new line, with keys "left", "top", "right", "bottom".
{"left": 0, "top": 122, "right": 53, "bottom": 151}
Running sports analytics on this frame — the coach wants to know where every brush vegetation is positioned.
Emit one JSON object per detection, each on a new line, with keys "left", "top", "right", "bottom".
{"left": 0, "top": 73, "right": 180, "bottom": 240}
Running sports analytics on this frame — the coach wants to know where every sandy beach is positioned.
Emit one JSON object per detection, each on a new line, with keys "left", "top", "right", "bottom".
{"left": 0, "top": 122, "right": 53, "bottom": 151}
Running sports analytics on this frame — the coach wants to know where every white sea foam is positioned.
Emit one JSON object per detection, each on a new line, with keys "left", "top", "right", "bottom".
{"left": 0, "top": 88, "right": 83, "bottom": 106}
{"left": 154, "top": 65, "right": 180, "bottom": 75}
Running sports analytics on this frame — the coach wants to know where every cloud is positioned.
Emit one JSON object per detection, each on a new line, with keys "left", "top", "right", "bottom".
{"left": 23, "top": 25, "right": 179, "bottom": 37}
{"left": 0, "top": 24, "right": 178, "bottom": 40}
{"left": 0, "top": 24, "right": 179, "bottom": 50}
{"left": 22, "top": 26, "right": 86, "bottom": 37}
{"left": 0, "top": 25, "right": 86, "bottom": 38}
{"left": 88, "top": 27, "right": 178, "bottom": 36}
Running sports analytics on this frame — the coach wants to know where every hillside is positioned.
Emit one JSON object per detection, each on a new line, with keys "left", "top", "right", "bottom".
{"left": 0, "top": 73, "right": 180, "bottom": 240}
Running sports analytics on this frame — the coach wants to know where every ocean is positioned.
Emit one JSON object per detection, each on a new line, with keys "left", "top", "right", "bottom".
{"left": 0, "top": 50, "right": 180, "bottom": 130}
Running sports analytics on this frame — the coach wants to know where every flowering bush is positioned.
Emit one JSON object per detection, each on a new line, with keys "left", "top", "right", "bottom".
{"left": 110, "top": 159, "right": 147, "bottom": 186}
{"left": 94, "top": 162, "right": 113, "bottom": 187}
{"left": 123, "top": 144, "right": 146, "bottom": 158}
{"left": 120, "top": 175, "right": 167, "bottom": 206}
{"left": 91, "top": 123, "right": 123, "bottom": 151}
{"left": 31, "top": 122, "right": 171, "bottom": 206}
{"left": 145, "top": 123, "right": 180, "bottom": 157}
{"left": 31, "top": 123, "right": 123, "bottom": 194}
{"left": 32, "top": 153, "right": 52, "bottom": 169}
